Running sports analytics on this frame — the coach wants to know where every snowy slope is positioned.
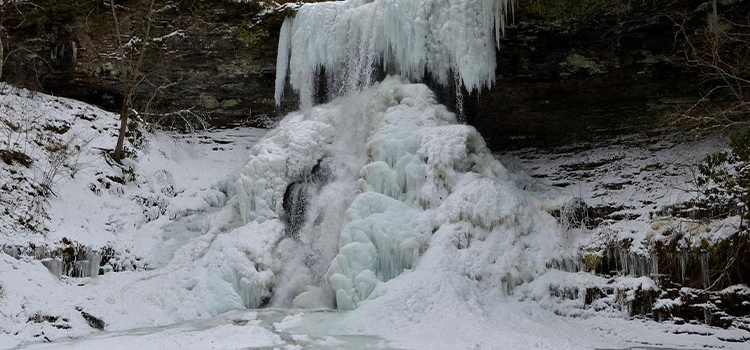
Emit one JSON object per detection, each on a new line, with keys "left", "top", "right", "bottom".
{"left": 0, "top": 83, "right": 267, "bottom": 257}
{"left": 0, "top": 84, "right": 271, "bottom": 346}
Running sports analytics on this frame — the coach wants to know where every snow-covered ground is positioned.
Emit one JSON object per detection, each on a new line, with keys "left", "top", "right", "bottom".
{"left": 2, "top": 80, "right": 748, "bottom": 349}
{"left": 498, "top": 132, "right": 728, "bottom": 249}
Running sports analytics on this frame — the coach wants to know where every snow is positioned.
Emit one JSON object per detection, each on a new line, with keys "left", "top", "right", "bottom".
{"left": 275, "top": 0, "right": 516, "bottom": 107}
{"left": 2, "top": 0, "right": 749, "bottom": 346}
{"left": 0, "top": 84, "right": 283, "bottom": 341}
{"left": 235, "top": 116, "right": 335, "bottom": 223}
{"left": 1, "top": 82, "right": 748, "bottom": 349}
{"left": 152, "top": 30, "right": 186, "bottom": 42}
{"left": 496, "top": 133, "right": 729, "bottom": 255}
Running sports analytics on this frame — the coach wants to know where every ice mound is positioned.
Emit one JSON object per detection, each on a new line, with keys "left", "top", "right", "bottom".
{"left": 235, "top": 118, "right": 336, "bottom": 223}
{"left": 275, "top": 0, "right": 516, "bottom": 108}
{"left": 235, "top": 76, "right": 563, "bottom": 310}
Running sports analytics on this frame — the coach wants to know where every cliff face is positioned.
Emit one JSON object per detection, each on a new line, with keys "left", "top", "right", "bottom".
{"left": 461, "top": 0, "right": 747, "bottom": 150}
{"left": 2, "top": 0, "right": 747, "bottom": 148}
{"left": 3, "top": 1, "right": 292, "bottom": 128}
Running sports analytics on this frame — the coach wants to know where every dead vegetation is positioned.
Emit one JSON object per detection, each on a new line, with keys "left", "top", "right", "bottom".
{"left": 670, "top": 7, "right": 750, "bottom": 133}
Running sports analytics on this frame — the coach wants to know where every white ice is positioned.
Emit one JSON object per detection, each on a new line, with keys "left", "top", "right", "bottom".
{"left": 275, "top": 0, "right": 516, "bottom": 107}
{"left": 239, "top": 77, "right": 564, "bottom": 311}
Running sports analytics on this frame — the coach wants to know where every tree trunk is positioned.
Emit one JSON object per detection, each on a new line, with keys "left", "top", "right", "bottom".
{"left": 0, "top": 26, "right": 4, "bottom": 82}
{"left": 111, "top": 0, "right": 156, "bottom": 164}
{"left": 711, "top": 0, "right": 719, "bottom": 39}
{"left": 112, "top": 106, "right": 129, "bottom": 163}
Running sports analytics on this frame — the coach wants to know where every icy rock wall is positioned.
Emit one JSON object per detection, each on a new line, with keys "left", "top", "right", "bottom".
{"left": 275, "top": 0, "right": 516, "bottom": 108}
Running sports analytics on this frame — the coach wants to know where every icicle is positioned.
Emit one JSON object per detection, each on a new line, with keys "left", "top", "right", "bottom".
{"left": 618, "top": 248, "right": 629, "bottom": 276}
{"left": 71, "top": 42, "right": 78, "bottom": 65}
{"left": 73, "top": 251, "right": 102, "bottom": 278}
{"left": 274, "top": 17, "right": 294, "bottom": 106}
{"left": 42, "top": 258, "right": 64, "bottom": 279}
{"left": 700, "top": 249, "right": 710, "bottom": 289}
{"left": 88, "top": 252, "right": 102, "bottom": 278}
{"left": 650, "top": 250, "right": 659, "bottom": 285}
{"left": 618, "top": 290, "right": 632, "bottom": 319}
{"left": 240, "top": 277, "right": 265, "bottom": 309}
{"left": 680, "top": 250, "right": 688, "bottom": 283}
{"left": 33, "top": 246, "right": 47, "bottom": 260}
{"left": 276, "top": 0, "right": 516, "bottom": 108}
{"left": 704, "top": 307, "right": 713, "bottom": 325}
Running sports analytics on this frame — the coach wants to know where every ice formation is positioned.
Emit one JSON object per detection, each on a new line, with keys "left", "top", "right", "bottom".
{"left": 235, "top": 76, "right": 563, "bottom": 310}
{"left": 274, "top": 0, "right": 516, "bottom": 107}
{"left": 231, "top": 0, "right": 567, "bottom": 311}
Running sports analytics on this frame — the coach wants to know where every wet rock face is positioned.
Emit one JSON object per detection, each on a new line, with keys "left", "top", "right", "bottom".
{"left": 461, "top": 0, "right": 713, "bottom": 151}
{"left": 282, "top": 157, "right": 334, "bottom": 239}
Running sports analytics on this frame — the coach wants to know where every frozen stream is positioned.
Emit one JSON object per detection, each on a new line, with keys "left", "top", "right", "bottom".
{"left": 9, "top": 307, "right": 734, "bottom": 350}
{"left": 11, "top": 309, "right": 403, "bottom": 350}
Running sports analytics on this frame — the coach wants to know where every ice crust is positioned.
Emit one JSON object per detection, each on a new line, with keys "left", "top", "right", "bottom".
{"left": 274, "top": 0, "right": 516, "bottom": 108}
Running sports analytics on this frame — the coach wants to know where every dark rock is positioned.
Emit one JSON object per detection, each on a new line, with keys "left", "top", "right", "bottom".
{"left": 282, "top": 157, "right": 335, "bottom": 239}
{"left": 0, "top": 150, "right": 33, "bottom": 167}
{"left": 460, "top": 0, "right": 723, "bottom": 151}
{"left": 3, "top": 1, "right": 295, "bottom": 127}
{"left": 76, "top": 308, "right": 105, "bottom": 330}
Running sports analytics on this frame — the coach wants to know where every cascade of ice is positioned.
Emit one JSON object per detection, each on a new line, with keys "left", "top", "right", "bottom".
{"left": 274, "top": 0, "right": 516, "bottom": 108}
{"left": 74, "top": 252, "right": 102, "bottom": 278}
{"left": 226, "top": 0, "right": 567, "bottom": 312}
{"left": 236, "top": 77, "right": 562, "bottom": 310}
{"left": 42, "top": 258, "right": 64, "bottom": 279}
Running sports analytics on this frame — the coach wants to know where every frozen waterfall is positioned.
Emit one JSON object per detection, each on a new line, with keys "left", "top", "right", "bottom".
{"left": 235, "top": 77, "right": 562, "bottom": 310}
{"left": 274, "top": 0, "right": 517, "bottom": 108}
{"left": 222, "top": 0, "right": 562, "bottom": 311}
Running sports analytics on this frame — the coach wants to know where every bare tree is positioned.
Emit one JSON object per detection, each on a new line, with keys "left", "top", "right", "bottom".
{"left": 109, "top": 0, "right": 157, "bottom": 163}
{"left": 669, "top": 9, "right": 750, "bottom": 132}
{"left": 0, "top": 0, "right": 48, "bottom": 86}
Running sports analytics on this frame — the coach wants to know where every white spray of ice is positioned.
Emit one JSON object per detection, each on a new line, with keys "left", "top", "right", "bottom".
{"left": 274, "top": 0, "right": 516, "bottom": 108}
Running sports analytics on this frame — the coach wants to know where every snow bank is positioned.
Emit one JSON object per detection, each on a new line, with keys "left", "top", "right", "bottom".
{"left": 275, "top": 0, "right": 516, "bottom": 107}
